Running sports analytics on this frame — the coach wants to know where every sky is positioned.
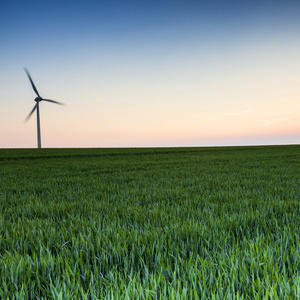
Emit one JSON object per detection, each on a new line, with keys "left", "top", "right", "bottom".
{"left": 1, "top": 0, "right": 300, "bottom": 148}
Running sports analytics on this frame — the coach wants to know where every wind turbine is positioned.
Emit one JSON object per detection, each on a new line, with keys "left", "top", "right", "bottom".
{"left": 24, "top": 68, "right": 64, "bottom": 148}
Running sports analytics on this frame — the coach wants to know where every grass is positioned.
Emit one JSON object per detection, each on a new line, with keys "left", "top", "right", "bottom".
{"left": 0, "top": 145, "right": 299, "bottom": 299}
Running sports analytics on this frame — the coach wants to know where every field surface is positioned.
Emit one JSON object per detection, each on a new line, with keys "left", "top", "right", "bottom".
{"left": 0, "top": 145, "right": 300, "bottom": 299}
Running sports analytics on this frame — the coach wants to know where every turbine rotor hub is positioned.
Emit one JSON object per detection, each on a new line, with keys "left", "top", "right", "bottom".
{"left": 35, "top": 97, "right": 42, "bottom": 102}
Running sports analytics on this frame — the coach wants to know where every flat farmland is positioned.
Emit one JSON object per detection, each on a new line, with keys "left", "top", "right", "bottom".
{"left": 0, "top": 146, "right": 299, "bottom": 299}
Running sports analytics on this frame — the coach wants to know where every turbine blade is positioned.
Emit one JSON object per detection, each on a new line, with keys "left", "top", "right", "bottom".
{"left": 24, "top": 67, "right": 41, "bottom": 97}
{"left": 24, "top": 103, "right": 37, "bottom": 123}
{"left": 42, "top": 99, "right": 65, "bottom": 106}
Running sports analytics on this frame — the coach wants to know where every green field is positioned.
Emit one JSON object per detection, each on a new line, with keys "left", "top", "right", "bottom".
{"left": 0, "top": 145, "right": 299, "bottom": 299}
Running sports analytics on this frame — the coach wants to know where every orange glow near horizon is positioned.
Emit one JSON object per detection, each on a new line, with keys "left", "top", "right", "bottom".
{"left": 3, "top": 95, "right": 298, "bottom": 148}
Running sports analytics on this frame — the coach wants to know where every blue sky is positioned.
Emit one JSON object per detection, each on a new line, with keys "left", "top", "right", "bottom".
{"left": 1, "top": 0, "right": 300, "bottom": 147}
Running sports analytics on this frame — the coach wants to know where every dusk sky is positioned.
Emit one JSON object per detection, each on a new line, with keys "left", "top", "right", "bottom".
{"left": 1, "top": 0, "right": 300, "bottom": 148}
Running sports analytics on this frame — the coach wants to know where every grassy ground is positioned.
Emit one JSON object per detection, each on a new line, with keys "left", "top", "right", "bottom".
{"left": 0, "top": 145, "right": 299, "bottom": 299}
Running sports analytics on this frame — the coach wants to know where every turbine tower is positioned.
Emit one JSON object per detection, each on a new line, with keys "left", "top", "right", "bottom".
{"left": 24, "top": 68, "right": 64, "bottom": 148}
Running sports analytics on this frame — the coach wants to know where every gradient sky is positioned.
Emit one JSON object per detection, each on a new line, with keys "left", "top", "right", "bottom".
{"left": 1, "top": 0, "right": 300, "bottom": 148}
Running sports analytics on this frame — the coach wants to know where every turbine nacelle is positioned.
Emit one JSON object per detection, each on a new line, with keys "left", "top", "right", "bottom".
{"left": 35, "top": 97, "right": 42, "bottom": 102}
